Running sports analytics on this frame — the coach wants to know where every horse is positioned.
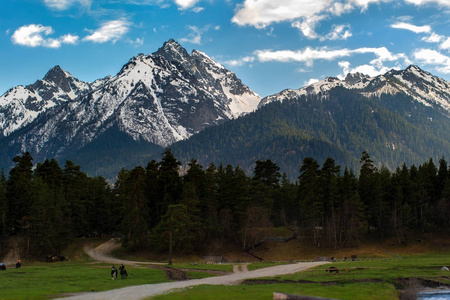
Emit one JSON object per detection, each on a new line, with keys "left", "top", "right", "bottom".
{"left": 120, "top": 268, "right": 128, "bottom": 279}
{"left": 111, "top": 268, "right": 118, "bottom": 280}
{"left": 326, "top": 266, "right": 339, "bottom": 274}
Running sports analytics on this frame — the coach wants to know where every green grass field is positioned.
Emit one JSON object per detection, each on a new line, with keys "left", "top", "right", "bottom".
{"left": 1, "top": 236, "right": 450, "bottom": 300}
{"left": 1, "top": 254, "right": 448, "bottom": 299}
{"left": 0, "top": 262, "right": 168, "bottom": 299}
{"left": 151, "top": 254, "right": 450, "bottom": 300}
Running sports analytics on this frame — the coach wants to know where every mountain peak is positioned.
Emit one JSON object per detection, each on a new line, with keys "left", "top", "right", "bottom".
{"left": 44, "top": 65, "right": 67, "bottom": 81}
{"left": 154, "top": 38, "right": 189, "bottom": 63}
{"left": 344, "top": 72, "right": 370, "bottom": 85}
{"left": 41, "top": 65, "right": 73, "bottom": 93}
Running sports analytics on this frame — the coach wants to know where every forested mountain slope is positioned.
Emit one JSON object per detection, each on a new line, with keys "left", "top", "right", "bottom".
{"left": 170, "top": 87, "right": 450, "bottom": 180}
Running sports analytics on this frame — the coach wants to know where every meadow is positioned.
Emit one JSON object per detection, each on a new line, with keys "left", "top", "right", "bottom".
{"left": 0, "top": 253, "right": 448, "bottom": 299}
{"left": 150, "top": 254, "right": 450, "bottom": 300}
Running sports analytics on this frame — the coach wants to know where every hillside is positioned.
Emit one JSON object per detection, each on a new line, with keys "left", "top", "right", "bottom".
{"left": 170, "top": 87, "right": 450, "bottom": 180}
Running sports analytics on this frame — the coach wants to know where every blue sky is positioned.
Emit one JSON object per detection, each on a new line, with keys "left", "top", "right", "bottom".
{"left": 1, "top": 0, "right": 450, "bottom": 97}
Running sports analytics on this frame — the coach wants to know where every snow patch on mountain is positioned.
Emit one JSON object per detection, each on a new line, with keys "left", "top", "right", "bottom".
{"left": 0, "top": 39, "right": 262, "bottom": 158}
{"left": 259, "top": 65, "right": 450, "bottom": 116}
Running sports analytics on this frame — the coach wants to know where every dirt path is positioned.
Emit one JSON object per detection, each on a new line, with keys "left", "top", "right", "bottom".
{"left": 58, "top": 240, "right": 328, "bottom": 300}
{"left": 83, "top": 239, "right": 165, "bottom": 266}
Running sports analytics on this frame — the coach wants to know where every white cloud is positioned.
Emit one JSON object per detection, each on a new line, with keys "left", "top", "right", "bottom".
{"left": 291, "top": 15, "right": 325, "bottom": 39}
{"left": 61, "top": 34, "right": 79, "bottom": 44}
{"left": 83, "top": 19, "right": 130, "bottom": 43}
{"left": 179, "top": 25, "right": 208, "bottom": 44}
{"left": 225, "top": 56, "right": 255, "bottom": 67}
{"left": 350, "top": 64, "right": 392, "bottom": 76}
{"left": 413, "top": 48, "right": 450, "bottom": 73}
{"left": 12, "top": 24, "right": 54, "bottom": 47}
{"left": 175, "top": 0, "right": 200, "bottom": 10}
{"left": 129, "top": 37, "right": 144, "bottom": 47}
{"left": 254, "top": 46, "right": 407, "bottom": 67}
{"left": 404, "top": 0, "right": 450, "bottom": 7}
{"left": 390, "top": 22, "right": 431, "bottom": 33}
{"left": 192, "top": 6, "right": 204, "bottom": 13}
{"left": 292, "top": 17, "right": 352, "bottom": 41}
{"left": 305, "top": 78, "right": 319, "bottom": 85}
{"left": 440, "top": 38, "right": 450, "bottom": 50}
{"left": 422, "top": 33, "right": 445, "bottom": 43}
{"left": 232, "top": 0, "right": 331, "bottom": 28}
{"left": 338, "top": 60, "right": 399, "bottom": 78}
{"left": 338, "top": 60, "right": 351, "bottom": 77}
{"left": 232, "top": 0, "right": 397, "bottom": 28}
{"left": 43, "top": 0, "right": 91, "bottom": 10}
{"left": 349, "top": 0, "right": 393, "bottom": 10}
{"left": 255, "top": 47, "right": 352, "bottom": 66}
{"left": 327, "top": 2, "right": 354, "bottom": 16}
{"left": 323, "top": 24, "right": 352, "bottom": 40}
{"left": 11, "top": 24, "right": 79, "bottom": 48}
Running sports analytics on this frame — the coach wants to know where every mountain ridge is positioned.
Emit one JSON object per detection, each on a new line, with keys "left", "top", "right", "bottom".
{"left": 0, "top": 40, "right": 449, "bottom": 180}
{"left": 259, "top": 64, "right": 450, "bottom": 117}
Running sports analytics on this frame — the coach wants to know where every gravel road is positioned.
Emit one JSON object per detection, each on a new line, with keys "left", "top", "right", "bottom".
{"left": 58, "top": 240, "right": 328, "bottom": 300}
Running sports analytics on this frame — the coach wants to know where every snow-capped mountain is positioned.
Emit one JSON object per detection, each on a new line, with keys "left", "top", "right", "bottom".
{"left": 259, "top": 65, "right": 450, "bottom": 116}
{"left": 0, "top": 39, "right": 261, "bottom": 159}
{"left": 0, "top": 66, "right": 91, "bottom": 137}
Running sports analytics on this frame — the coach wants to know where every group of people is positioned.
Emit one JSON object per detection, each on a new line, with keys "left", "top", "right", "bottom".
{"left": 111, "top": 264, "right": 127, "bottom": 279}
{"left": 0, "top": 260, "right": 21, "bottom": 270}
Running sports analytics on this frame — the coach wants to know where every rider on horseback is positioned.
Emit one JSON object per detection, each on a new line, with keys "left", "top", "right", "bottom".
{"left": 119, "top": 263, "right": 128, "bottom": 279}
{"left": 111, "top": 265, "right": 118, "bottom": 279}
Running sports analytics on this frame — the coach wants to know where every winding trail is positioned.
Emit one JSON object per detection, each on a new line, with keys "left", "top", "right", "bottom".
{"left": 82, "top": 239, "right": 165, "bottom": 266}
{"left": 58, "top": 240, "right": 328, "bottom": 300}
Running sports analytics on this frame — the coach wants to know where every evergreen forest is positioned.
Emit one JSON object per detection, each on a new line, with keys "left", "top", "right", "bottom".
{"left": 0, "top": 149, "right": 449, "bottom": 258}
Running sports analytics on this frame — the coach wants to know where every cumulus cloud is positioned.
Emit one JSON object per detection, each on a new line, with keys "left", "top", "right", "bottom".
{"left": 232, "top": 0, "right": 398, "bottom": 28}
{"left": 61, "top": 34, "right": 79, "bottom": 44}
{"left": 232, "top": 0, "right": 331, "bottom": 28}
{"left": 323, "top": 24, "right": 352, "bottom": 40}
{"left": 43, "top": 0, "right": 91, "bottom": 10}
{"left": 422, "top": 33, "right": 445, "bottom": 43}
{"left": 440, "top": 38, "right": 450, "bottom": 50}
{"left": 83, "top": 19, "right": 130, "bottom": 43}
{"left": 338, "top": 60, "right": 398, "bottom": 78}
{"left": 11, "top": 24, "right": 79, "bottom": 48}
{"left": 413, "top": 48, "right": 450, "bottom": 73}
{"left": 12, "top": 24, "right": 54, "bottom": 47}
{"left": 390, "top": 22, "right": 431, "bottom": 33}
{"left": 404, "top": 0, "right": 450, "bottom": 7}
{"left": 291, "top": 15, "right": 325, "bottom": 39}
{"left": 175, "top": 0, "right": 200, "bottom": 10}
{"left": 305, "top": 78, "right": 319, "bottom": 85}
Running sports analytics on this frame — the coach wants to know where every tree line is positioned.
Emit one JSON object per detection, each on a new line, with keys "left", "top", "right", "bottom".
{"left": 0, "top": 150, "right": 449, "bottom": 257}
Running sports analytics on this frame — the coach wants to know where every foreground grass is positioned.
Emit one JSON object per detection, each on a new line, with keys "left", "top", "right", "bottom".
{"left": 151, "top": 282, "right": 398, "bottom": 300}
{"left": 0, "top": 253, "right": 448, "bottom": 299}
{"left": 151, "top": 253, "right": 450, "bottom": 300}
{"left": 0, "top": 262, "right": 168, "bottom": 300}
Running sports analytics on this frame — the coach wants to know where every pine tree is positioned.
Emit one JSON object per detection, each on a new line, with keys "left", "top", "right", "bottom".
{"left": 63, "top": 160, "right": 89, "bottom": 237}
{"left": 156, "top": 149, "right": 182, "bottom": 215}
{"left": 297, "top": 157, "right": 320, "bottom": 245}
{"left": 122, "top": 166, "right": 149, "bottom": 249}
{"left": 6, "top": 152, "right": 34, "bottom": 234}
